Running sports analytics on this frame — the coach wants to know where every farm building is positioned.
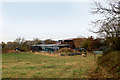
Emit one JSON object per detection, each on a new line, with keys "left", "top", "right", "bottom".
{"left": 31, "top": 44, "right": 69, "bottom": 52}
{"left": 31, "top": 38, "right": 86, "bottom": 52}
{"left": 60, "top": 38, "right": 86, "bottom": 48}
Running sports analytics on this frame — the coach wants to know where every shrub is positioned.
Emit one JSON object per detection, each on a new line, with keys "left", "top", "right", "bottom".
{"left": 97, "top": 51, "right": 120, "bottom": 78}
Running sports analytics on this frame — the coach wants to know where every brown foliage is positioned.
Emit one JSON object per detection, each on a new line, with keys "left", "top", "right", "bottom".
{"left": 58, "top": 47, "right": 74, "bottom": 53}
{"left": 73, "top": 38, "right": 86, "bottom": 48}
{"left": 2, "top": 50, "right": 20, "bottom": 54}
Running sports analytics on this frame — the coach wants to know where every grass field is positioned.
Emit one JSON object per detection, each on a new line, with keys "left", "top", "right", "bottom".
{"left": 2, "top": 53, "right": 100, "bottom": 78}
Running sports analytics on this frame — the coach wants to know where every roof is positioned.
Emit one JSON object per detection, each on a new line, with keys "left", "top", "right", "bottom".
{"left": 63, "top": 38, "right": 86, "bottom": 41}
{"left": 32, "top": 44, "right": 69, "bottom": 47}
{"left": 63, "top": 38, "right": 74, "bottom": 40}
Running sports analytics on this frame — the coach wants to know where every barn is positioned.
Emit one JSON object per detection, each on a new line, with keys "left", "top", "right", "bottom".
{"left": 31, "top": 44, "right": 69, "bottom": 52}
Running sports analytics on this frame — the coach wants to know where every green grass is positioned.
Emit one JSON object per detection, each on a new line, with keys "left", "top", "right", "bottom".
{"left": 2, "top": 53, "right": 100, "bottom": 78}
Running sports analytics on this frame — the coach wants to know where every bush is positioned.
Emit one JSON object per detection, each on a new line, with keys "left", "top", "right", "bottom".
{"left": 58, "top": 47, "right": 75, "bottom": 56}
{"left": 97, "top": 51, "right": 120, "bottom": 78}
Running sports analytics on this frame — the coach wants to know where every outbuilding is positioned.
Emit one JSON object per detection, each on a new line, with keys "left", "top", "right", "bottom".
{"left": 31, "top": 44, "right": 69, "bottom": 52}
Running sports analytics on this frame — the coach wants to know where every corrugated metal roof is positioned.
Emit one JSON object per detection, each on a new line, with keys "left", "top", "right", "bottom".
{"left": 32, "top": 44, "right": 69, "bottom": 47}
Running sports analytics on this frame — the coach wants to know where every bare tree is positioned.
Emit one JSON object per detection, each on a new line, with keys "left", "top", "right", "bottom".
{"left": 33, "top": 38, "right": 42, "bottom": 45}
{"left": 91, "top": 1, "right": 120, "bottom": 50}
{"left": 14, "top": 37, "right": 25, "bottom": 45}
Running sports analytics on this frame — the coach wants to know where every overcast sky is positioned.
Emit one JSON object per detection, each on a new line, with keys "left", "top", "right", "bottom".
{"left": 0, "top": 0, "right": 102, "bottom": 42}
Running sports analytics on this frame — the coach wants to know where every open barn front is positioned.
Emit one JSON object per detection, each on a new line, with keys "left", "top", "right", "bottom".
{"left": 31, "top": 44, "right": 69, "bottom": 52}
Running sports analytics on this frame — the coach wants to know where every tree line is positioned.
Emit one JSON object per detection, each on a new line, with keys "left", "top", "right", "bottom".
{"left": 1, "top": 36, "right": 110, "bottom": 53}
{"left": 1, "top": 37, "right": 56, "bottom": 53}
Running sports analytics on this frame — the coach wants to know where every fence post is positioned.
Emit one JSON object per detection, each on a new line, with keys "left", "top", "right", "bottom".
{"left": 94, "top": 51, "right": 96, "bottom": 60}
